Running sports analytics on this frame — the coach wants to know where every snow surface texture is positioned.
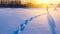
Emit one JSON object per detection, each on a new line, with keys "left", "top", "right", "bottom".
{"left": 0, "top": 8, "right": 60, "bottom": 34}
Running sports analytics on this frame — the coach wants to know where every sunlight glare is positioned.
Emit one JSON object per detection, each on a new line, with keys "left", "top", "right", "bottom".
{"left": 35, "top": 0, "right": 51, "bottom": 4}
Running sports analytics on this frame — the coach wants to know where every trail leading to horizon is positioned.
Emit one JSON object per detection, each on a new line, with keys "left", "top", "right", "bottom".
{"left": 13, "top": 13, "right": 47, "bottom": 34}
{"left": 14, "top": 10, "right": 56, "bottom": 34}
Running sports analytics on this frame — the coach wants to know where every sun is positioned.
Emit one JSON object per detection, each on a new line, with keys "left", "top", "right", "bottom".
{"left": 35, "top": 0, "right": 51, "bottom": 4}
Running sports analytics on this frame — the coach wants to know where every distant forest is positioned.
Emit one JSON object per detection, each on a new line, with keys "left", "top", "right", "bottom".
{"left": 0, "top": 0, "right": 27, "bottom": 8}
{"left": 0, "top": 0, "right": 60, "bottom": 8}
{"left": 0, "top": 0, "right": 46, "bottom": 8}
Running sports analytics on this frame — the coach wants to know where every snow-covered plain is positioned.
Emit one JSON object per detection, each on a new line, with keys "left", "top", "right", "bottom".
{"left": 0, "top": 8, "right": 60, "bottom": 34}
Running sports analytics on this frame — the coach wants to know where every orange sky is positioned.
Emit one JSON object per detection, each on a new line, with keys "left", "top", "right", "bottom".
{"left": 21, "top": 0, "right": 60, "bottom": 4}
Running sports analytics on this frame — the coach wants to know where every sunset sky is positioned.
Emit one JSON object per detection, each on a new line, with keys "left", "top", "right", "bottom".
{"left": 21, "top": 0, "right": 60, "bottom": 4}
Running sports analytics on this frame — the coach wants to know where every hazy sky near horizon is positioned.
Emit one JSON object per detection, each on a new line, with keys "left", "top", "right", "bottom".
{"left": 21, "top": 0, "right": 60, "bottom": 4}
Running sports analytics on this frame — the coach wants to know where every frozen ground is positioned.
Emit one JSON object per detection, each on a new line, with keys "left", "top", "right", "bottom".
{"left": 0, "top": 8, "right": 60, "bottom": 34}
